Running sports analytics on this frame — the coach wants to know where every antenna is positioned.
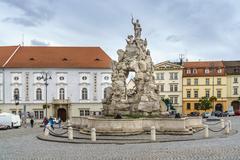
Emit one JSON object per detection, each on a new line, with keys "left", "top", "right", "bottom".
{"left": 21, "top": 34, "right": 24, "bottom": 46}
{"left": 179, "top": 54, "right": 184, "bottom": 65}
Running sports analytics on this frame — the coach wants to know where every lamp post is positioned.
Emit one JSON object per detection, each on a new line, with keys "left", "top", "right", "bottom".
{"left": 14, "top": 94, "right": 19, "bottom": 115}
{"left": 40, "top": 72, "right": 52, "bottom": 117}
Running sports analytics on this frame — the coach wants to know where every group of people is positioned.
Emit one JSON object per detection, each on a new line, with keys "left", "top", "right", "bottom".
{"left": 43, "top": 116, "right": 62, "bottom": 131}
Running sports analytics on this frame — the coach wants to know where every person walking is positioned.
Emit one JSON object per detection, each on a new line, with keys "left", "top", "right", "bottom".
{"left": 48, "top": 116, "right": 54, "bottom": 130}
{"left": 43, "top": 117, "right": 48, "bottom": 131}
{"left": 30, "top": 118, "right": 34, "bottom": 128}
{"left": 58, "top": 117, "right": 62, "bottom": 128}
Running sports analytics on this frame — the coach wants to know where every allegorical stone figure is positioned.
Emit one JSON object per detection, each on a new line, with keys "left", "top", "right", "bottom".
{"left": 131, "top": 17, "right": 142, "bottom": 39}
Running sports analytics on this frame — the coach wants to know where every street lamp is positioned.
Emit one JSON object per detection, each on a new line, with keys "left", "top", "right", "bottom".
{"left": 40, "top": 72, "right": 52, "bottom": 117}
{"left": 14, "top": 94, "right": 19, "bottom": 115}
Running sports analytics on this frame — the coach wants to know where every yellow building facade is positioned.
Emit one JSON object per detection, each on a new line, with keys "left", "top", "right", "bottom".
{"left": 182, "top": 61, "right": 228, "bottom": 115}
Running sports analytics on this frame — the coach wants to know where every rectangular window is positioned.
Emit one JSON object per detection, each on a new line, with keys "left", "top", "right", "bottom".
{"left": 160, "top": 73, "right": 164, "bottom": 80}
{"left": 12, "top": 110, "right": 16, "bottom": 115}
{"left": 187, "top": 90, "right": 191, "bottom": 98}
{"left": 206, "top": 78, "right": 210, "bottom": 85}
{"left": 160, "top": 84, "right": 164, "bottom": 92}
{"left": 80, "top": 110, "right": 84, "bottom": 116}
{"left": 170, "top": 84, "right": 173, "bottom": 92}
{"left": 174, "top": 97, "right": 178, "bottom": 104}
{"left": 234, "top": 77, "right": 238, "bottom": 83}
{"left": 174, "top": 85, "right": 178, "bottom": 92}
{"left": 174, "top": 73, "right": 178, "bottom": 80}
{"left": 34, "top": 111, "right": 39, "bottom": 119}
{"left": 40, "top": 111, "right": 44, "bottom": 119}
{"left": 156, "top": 73, "right": 164, "bottom": 80}
{"left": 205, "top": 90, "right": 210, "bottom": 98}
{"left": 170, "top": 73, "right": 173, "bottom": 80}
{"left": 34, "top": 111, "right": 44, "bottom": 119}
{"left": 194, "top": 90, "right": 198, "bottom": 98}
{"left": 233, "top": 87, "right": 238, "bottom": 95}
{"left": 187, "top": 79, "right": 191, "bottom": 85}
{"left": 194, "top": 79, "right": 198, "bottom": 85}
{"left": 187, "top": 103, "right": 191, "bottom": 110}
{"left": 217, "top": 78, "right": 221, "bottom": 85}
{"left": 85, "top": 110, "right": 90, "bottom": 116}
{"left": 217, "top": 90, "right": 221, "bottom": 98}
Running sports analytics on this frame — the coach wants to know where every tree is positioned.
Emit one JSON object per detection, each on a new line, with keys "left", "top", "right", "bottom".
{"left": 198, "top": 97, "right": 213, "bottom": 112}
{"left": 161, "top": 98, "right": 175, "bottom": 111}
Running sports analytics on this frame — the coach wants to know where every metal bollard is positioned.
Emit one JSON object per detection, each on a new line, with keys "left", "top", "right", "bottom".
{"left": 204, "top": 125, "right": 209, "bottom": 138}
{"left": 220, "top": 119, "right": 224, "bottom": 129}
{"left": 68, "top": 127, "right": 73, "bottom": 140}
{"left": 228, "top": 120, "right": 232, "bottom": 130}
{"left": 44, "top": 125, "right": 50, "bottom": 136}
{"left": 225, "top": 122, "right": 230, "bottom": 134}
{"left": 151, "top": 126, "right": 156, "bottom": 141}
{"left": 91, "top": 128, "right": 96, "bottom": 141}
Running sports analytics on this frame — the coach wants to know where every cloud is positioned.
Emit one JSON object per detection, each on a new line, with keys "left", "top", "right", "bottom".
{"left": 1, "top": 0, "right": 54, "bottom": 27}
{"left": 31, "top": 39, "right": 50, "bottom": 46}
{"left": 3, "top": 17, "right": 36, "bottom": 27}
{"left": 166, "top": 35, "right": 182, "bottom": 42}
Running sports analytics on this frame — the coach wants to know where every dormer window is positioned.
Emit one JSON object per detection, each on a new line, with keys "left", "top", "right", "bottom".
{"left": 82, "top": 76, "right": 87, "bottom": 80}
{"left": 14, "top": 77, "right": 19, "bottom": 81}
{"left": 104, "top": 76, "right": 109, "bottom": 81}
{"left": 36, "top": 76, "right": 42, "bottom": 80}
{"left": 186, "top": 69, "right": 191, "bottom": 74}
{"left": 193, "top": 69, "right": 197, "bottom": 74}
{"left": 205, "top": 69, "right": 210, "bottom": 74}
{"left": 217, "top": 68, "right": 222, "bottom": 73}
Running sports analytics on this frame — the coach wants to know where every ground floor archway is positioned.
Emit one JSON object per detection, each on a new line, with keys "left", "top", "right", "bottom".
{"left": 57, "top": 108, "right": 66, "bottom": 122}
{"left": 231, "top": 100, "right": 240, "bottom": 113}
{"left": 215, "top": 103, "right": 223, "bottom": 112}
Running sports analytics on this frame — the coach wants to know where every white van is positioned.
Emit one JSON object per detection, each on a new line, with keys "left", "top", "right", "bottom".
{"left": 0, "top": 113, "right": 21, "bottom": 128}
{"left": 228, "top": 106, "right": 235, "bottom": 116}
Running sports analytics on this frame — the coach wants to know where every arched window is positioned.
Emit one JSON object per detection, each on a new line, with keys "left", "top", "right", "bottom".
{"left": 82, "top": 88, "right": 88, "bottom": 100}
{"left": 13, "top": 88, "right": 19, "bottom": 100}
{"left": 104, "top": 88, "right": 107, "bottom": 99}
{"left": 36, "top": 88, "right": 42, "bottom": 100}
{"left": 59, "top": 88, "right": 65, "bottom": 100}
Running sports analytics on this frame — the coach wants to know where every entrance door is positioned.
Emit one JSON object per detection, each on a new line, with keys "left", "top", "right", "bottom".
{"left": 57, "top": 108, "right": 66, "bottom": 122}
{"left": 215, "top": 103, "right": 223, "bottom": 112}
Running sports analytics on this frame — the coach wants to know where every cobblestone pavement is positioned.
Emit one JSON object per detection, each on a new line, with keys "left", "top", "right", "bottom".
{"left": 0, "top": 116, "right": 240, "bottom": 160}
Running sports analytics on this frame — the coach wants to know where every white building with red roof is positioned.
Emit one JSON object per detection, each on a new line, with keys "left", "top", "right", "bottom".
{"left": 0, "top": 45, "right": 112, "bottom": 121}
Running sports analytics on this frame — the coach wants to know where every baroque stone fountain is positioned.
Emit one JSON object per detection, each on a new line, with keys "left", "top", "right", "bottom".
{"left": 75, "top": 19, "right": 202, "bottom": 135}
{"left": 103, "top": 18, "right": 166, "bottom": 116}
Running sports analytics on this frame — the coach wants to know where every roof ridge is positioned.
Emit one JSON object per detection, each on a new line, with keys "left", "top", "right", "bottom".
{"left": 2, "top": 45, "right": 21, "bottom": 67}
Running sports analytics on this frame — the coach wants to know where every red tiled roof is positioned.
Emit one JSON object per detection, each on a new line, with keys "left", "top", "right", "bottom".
{"left": 183, "top": 61, "right": 224, "bottom": 68}
{"left": 0, "top": 46, "right": 18, "bottom": 67}
{"left": 0, "top": 46, "right": 112, "bottom": 68}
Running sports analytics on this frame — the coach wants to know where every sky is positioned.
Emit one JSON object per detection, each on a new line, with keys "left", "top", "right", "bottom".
{"left": 1, "top": 0, "right": 240, "bottom": 63}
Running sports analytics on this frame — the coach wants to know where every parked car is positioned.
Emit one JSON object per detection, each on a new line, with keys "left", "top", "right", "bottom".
{"left": 222, "top": 111, "right": 229, "bottom": 117}
{"left": 0, "top": 113, "right": 21, "bottom": 128}
{"left": 188, "top": 112, "right": 200, "bottom": 117}
{"left": 0, "top": 124, "right": 8, "bottom": 130}
{"left": 235, "top": 110, "right": 240, "bottom": 116}
{"left": 214, "top": 111, "right": 223, "bottom": 117}
{"left": 228, "top": 107, "right": 235, "bottom": 116}
{"left": 202, "top": 112, "right": 211, "bottom": 118}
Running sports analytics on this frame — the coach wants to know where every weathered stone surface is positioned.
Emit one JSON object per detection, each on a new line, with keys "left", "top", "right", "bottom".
{"left": 103, "top": 18, "right": 167, "bottom": 116}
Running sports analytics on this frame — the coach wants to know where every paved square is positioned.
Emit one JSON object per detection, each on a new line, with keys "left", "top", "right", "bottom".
{"left": 1, "top": 116, "right": 240, "bottom": 160}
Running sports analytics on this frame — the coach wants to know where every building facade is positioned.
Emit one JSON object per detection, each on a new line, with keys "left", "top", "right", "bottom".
{"left": 0, "top": 46, "right": 112, "bottom": 121}
{"left": 182, "top": 61, "right": 227, "bottom": 115}
{"left": 223, "top": 61, "right": 240, "bottom": 113}
{"left": 154, "top": 61, "right": 183, "bottom": 113}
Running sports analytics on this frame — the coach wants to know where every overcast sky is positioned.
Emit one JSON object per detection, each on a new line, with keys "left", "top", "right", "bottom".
{"left": 1, "top": 0, "right": 240, "bottom": 63}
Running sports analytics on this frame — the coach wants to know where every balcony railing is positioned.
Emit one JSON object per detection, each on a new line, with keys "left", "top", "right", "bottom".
{"left": 52, "top": 98, "right": 71, "bottom": 104}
